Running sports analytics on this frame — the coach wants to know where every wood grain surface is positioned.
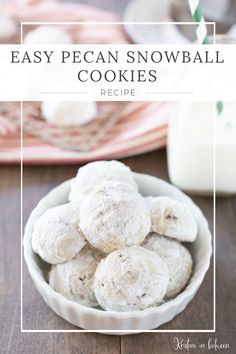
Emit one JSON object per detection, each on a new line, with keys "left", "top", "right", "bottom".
{"left": 0, "top": 149, "right": 236, "bottom": 353}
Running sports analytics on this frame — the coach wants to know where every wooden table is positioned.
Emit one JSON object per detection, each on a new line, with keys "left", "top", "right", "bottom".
{"left": 0, "top": 149, "right": 235, "bottom": 353}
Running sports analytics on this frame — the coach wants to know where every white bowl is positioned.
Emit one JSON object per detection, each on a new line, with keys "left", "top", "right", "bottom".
{"left": 23, "top": 172, "right": 212, "bottom": 331}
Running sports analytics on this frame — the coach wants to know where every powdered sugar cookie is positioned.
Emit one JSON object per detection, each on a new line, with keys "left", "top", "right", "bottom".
{"left": 49, "top": 246, "right": 103, "bottom": 307}
{"left": 32, "top": 203, "right": 86, "bottom": 264}
{"left": 144, "top": 234, "right": 193, "bottom": 298}
{"left": 93, "top": 246, "right": 169, "bottom": 311}
{"left": 79, "top": 181, "right": 151, "bottom": 253}
{"left": 24, "top": 26, "right": 72, "bottom": 44}
{"left": 69, "top": 160, "right": 138, "bottom": 203}
{"left": 41, "top": 101, "right": 97, "bottom": 126}
{"left": 0, "top": 14, "right": 17, "bottom": 40}
{"left": 146, "top": 196, "right": 198, "bottom": 242}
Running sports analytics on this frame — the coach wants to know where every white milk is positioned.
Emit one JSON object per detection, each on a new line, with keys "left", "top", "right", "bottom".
{"left": 167, "top": 102, "right": 236, "bottom": 195}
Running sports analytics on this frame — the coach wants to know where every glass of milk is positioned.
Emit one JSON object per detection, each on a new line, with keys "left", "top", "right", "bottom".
{"left": 167, "top": 34, "right": 236, "bottom": 196}
{"left": 167, "top": 101, "right": 236, "bottom": 195}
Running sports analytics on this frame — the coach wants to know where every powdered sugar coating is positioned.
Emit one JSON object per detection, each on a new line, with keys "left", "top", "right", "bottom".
{"left": 32, "top": 203, "right": 86, "bottom": 264}
{"left": 0, "top": 14, "right": 17, "bottom": 40}
{"left": 69, "top": 160, "right": 138, "bottom": 203}
{"left": 79, "top": 181, "right": 151, "bottom": 253}
{"left": 146, "top": 196, "right": 198, "bottom": 242}
{"left": 24, "top": 26, "right": 72, "bottom": 44}
{"left": 144, "top": 234, "right": 193, "bottom": 298}
{"left": 49, "top": 246, "right": 103, "bottom": 307}
{"left": 93, "top": 246, "right": 169, "bottom": 311}
{"left": 41, "top": 101, "right": 97, "bottom": 127}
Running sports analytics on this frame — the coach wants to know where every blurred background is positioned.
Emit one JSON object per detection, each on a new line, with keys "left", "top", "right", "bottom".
{"left": 0, "top": 0, "right": 235, "bottom": 175}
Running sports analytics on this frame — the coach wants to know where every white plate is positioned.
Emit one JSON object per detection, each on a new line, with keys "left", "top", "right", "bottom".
{"left": 23, "top": 172, "right": 212, "bottom": 332}
{"left": 123, "top": 0, "right": 190, "bottom": 44}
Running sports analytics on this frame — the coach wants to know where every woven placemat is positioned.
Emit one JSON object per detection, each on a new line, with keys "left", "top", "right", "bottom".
{"left": 0, "top": 101, "right": 127, "bottom": 152}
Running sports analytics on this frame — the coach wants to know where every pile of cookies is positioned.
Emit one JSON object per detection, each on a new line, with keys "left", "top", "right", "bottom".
{"left": 32, "top": 160, "right": 197, "bottom": 312}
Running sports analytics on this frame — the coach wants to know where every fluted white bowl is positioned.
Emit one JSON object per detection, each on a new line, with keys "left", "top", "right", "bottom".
{"left": 23, "top": 172, "right": 212, "bottom": 332}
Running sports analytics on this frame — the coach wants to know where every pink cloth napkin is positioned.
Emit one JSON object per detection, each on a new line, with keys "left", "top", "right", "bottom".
{"left": 0, "top": 0, "right": 169, "bottom": 164}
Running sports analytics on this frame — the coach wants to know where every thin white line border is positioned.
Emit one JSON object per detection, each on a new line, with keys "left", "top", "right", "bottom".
{"left": 20, "top": 20, "right": 216, "bottom": 334}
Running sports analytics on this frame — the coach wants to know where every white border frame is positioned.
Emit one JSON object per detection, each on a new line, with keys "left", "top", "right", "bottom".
{"left": 20, "top": 21, "right": 216, "bottom": 333}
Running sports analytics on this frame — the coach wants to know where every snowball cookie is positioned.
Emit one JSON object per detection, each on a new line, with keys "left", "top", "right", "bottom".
{"left": 80, "top": 181, "right": 151, "bottom": 253}
{"left": 0, "top": 14, "right": 17, "bottom": 40}
{"left": 49, "top": 246, "right": 103, "bottom": 307}
{"left": 144, "top": 234, "right": 193, "bottom": 298}
{"left": 69, "top": 160, "right": 138, "bottom": 203}
{"left": 93, "top": 246, "right": 169, "bottom": 311}
{"left": 41, "top": 101, "right": 97, "bottom": 127}
{"left": 146, "top": 196, "right": 198, "bottom": 242}
{"left": 24, "top": 26, "right": 72, "bottom": 44}
{"left": 32, "top": 203, "right": 86, "bottom": 264}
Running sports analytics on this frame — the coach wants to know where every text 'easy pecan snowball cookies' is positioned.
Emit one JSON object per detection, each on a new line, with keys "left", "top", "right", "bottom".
{"left": 32, "top": 203, "right": 86, "bottom": 264}
{"left": 41, "top": 101, "right": 97, "bottom": 127}
{"left": 79, "top": 181, "right": 151, "bottom": 253}
{"left": 146, "top": 196, "right": 198, "bottom": 242}
{"left": 24, "top": 26, "right": 72, "bottom": 44}
{"left": 69, "top": 160, "right": 138, "bottom": 203}
{"left": 144, "top": 234, "right": 193, "bottom": 298}
{"left": 93, "top": 246, "right": 169, "bottom": 311}
{"left": 49, "top": 246, "right": 103, "bottom": 307}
